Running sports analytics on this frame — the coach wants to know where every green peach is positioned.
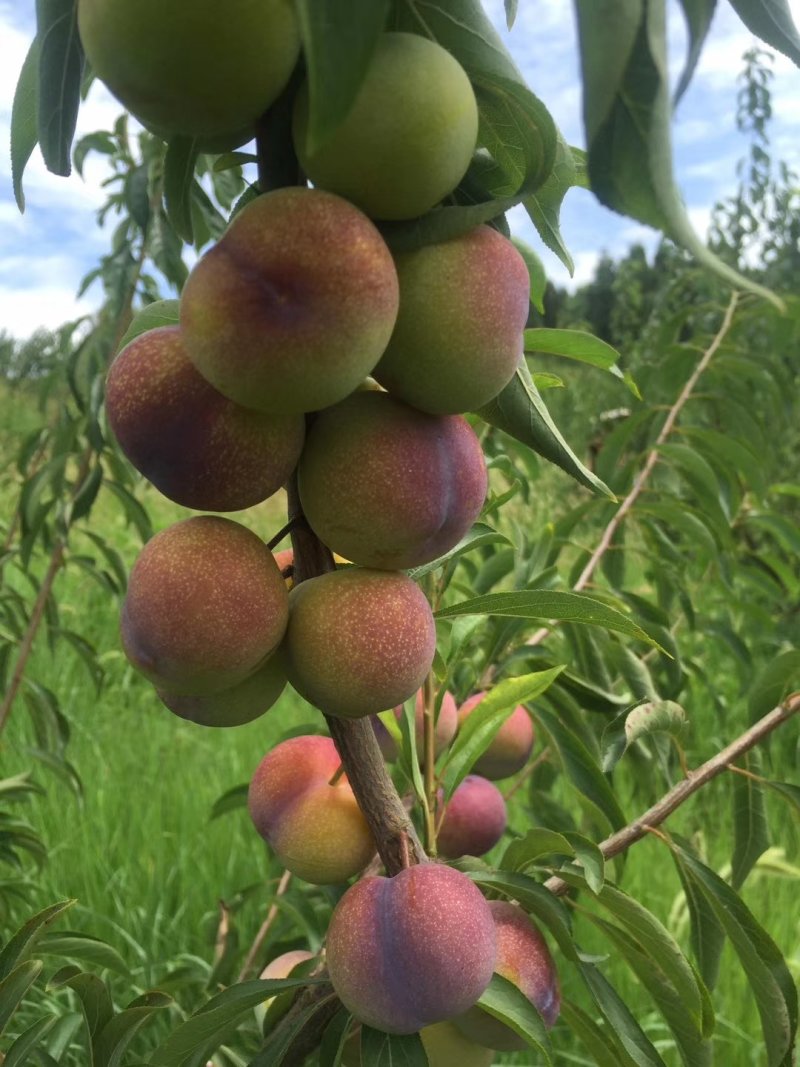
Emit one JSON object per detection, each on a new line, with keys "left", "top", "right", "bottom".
{"left": 294, "top": 33, "right": 478, "bottom": 220}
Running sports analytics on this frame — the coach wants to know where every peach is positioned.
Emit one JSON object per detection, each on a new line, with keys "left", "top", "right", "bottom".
{"left": 105, "top": 326, "right": 304, "bottom": 511}
{"left": 437, "top": 776, "right": 507, "bottom": 859}
{"left": 343, "top": 1021, "right": 493, "bottom": 1067}
{"left": 248, "top": 736, "right": 375, "bottom": 885}
{"left": 293, "top": 33, "right": 478, "bottom": 221}
{"left": 373, "top": 689, "right": 458, "bottom": 761}
{"left": 455, "top": 901, "right": 560, "bottom": 1049}
{"left": 457, "top": 693, "right": 535, "bottom": 780}
{"left": 374, "top": 226, "right": 530, "bottom": 414}
{"left": 326, "top": 864, "right": 497, "bottom": 1034}
{"left": 255, "top": 949, "right": 316, "bottom": 1024}
{"left": 156, "top": 653, "right": 285, "bottom": 727}
{"left": 121, "top": 517, "right": 288, "bottom": 695}
{"left": 298, "top": 392, "right": 487, "bottom": 569}
{"left": 180, "top": 188, "right": 399, "bottom": 414}
{"left": 282, "top": 569, "right": 436, "bottom": 719}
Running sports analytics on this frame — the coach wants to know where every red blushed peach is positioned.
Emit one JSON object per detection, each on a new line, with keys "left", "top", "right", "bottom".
{"left": 121, "top": 517, "right": 288, "bottom": 695}
{"left": 156, "top": 653, "right": 285, "bottom": 727}
{"left": 454, "top": 901, "right": 560, "bottom": 1050}
{"left": 373, "top": 689, "right": 458, "bottom": 761}
{"left": 105, "top": 326, "right": 304, "bottom": 511}
{"left": 180, "top": 187, "right": 399, "bottom": 414}
{"left": 326, "top": 863, "right": 497, "bottom": 1034}
{"left": 437, "top": 776, "right": 507, "bottom": 859}
{"left": 457, "top": 693, "right": 535, "bottom": 780}
{"left": 248, "top": 736, "right": 375, "bottom": 885}
{"left": 255, "top": 949, "right": 316, "bottom": 1024}
{"left": 282, "top": 569, "right": 436, "bottom": 719}
{"left": 298, "top": 391, "right": 487, "bottom": 570}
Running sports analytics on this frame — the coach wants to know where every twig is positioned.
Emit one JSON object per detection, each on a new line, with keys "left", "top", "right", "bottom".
{"left": 543, "top": 694, "right": 799, "bottom": 896}
{"left": 526, "top": 291, "right": 740, "bottom": 649}
{"left": 237, "top": 869, "right": 293, "bottom": 982}
{"left": 266, "top": 517, "right": 299, "bottom": 551}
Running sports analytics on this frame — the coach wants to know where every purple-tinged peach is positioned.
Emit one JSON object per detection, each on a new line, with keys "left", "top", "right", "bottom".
{"left": 374, "top": 226, "right": 530, "bottom": 414}
{"left": 180, "top": 188, "right": 399, "bottom": 414}
{"left": 157, "top": 653, "right": 286, "bottom": 727}
{"left": 374, "top": 689, "right": 458, "bottom": 761}
{"left": 282, "top": 569, "right": 436, "bottom": 719}
{"left": 106, "top": 326, "right": 304, "bottom": 511}
{"left": 455, "top": 901, "right": 560, "bottom": 1049}
{"left": 298, "top": 392, "right": 487, "bottom": 570}
{"left": 457, "top": 693, "right": 535, "bottom": 780}
{"left": 121, "top": 516, "right": 288, "bottom": 695}
{"left": 248, "top": 736, "right": 375, "bottom": 884}
{"left": 326, "top": 863, "right": 497, "bottom": 1034}
{"left": 437, "top": 776, "right": 507, "bottom": 859}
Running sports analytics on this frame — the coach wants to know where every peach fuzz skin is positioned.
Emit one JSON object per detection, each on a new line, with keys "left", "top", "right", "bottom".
{"left": 180, "top": 187, "right": 399, "bottom": 415}
{"left": 457, "top": 693, "right": 535, "bottom": 780}
{"left": 454, "top": 900, "right": 560, "bottom": 1050}
{"left": 437, "top": 775, "right": 508, "bottom": 859}
{"left": 326, "top": 863, "right": 497, "bottom": 1034}
{"left": 298, "top": 391, "right": 487, "bottom": 571}
{"left": 120, "top": 516, "right": 288, "bottom": 696}
{"left": 248, "top": 735, "right": 375, "bottom": 885}
{"left": 105, "top": 325, "right": 304, "bottom": 512}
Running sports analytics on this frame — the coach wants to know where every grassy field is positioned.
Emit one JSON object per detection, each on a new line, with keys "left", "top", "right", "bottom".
{"left": 1, "top": 389, "right": 798, "bottom": 1065}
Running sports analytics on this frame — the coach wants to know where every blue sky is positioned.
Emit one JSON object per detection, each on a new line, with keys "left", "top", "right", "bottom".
{"left": 0, "top": 0, "right": 798, "bottom": 338}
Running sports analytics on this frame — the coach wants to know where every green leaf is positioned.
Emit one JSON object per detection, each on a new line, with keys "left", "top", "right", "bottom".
{"left": 476, "top": 361, "right": 613, "bottom": 497}
{"left": 501, "top": 828, "right": 605, "bottom": 893}
{"left": 671, "top": 842, "right": 798, "bottom": 1065}
{"left": 512, "top": 239, "right": 547, "bottom": 314}
{"left": 164, "top": 137, "right": 200, "bottom": 244}
{"left": 251, "top": 988, "right": 338, "bottom": 1067}
{"left": 524, "top": 329, "right": 631, "bottom": 392}
{"left": 624, "top": 700, "right": 688, "bottom": 749}
{"left": 0, "top": 900, "right": 74, "bottom": 982}
{"left": 319, "top": 1009, "right": 352, "bottom": 1067}
{"left": 10, "top": 38, "right": 40, "bottom": 212}
{"left": 475, "top": 973, "right": 552, "bottom": 1058}
{"left": 579, "top": 962, "right": 668, "bottom": 1066}
{"left": 94, "top": 991, "right": 173, "bottom": 1067}
{"left": 524, "top": 136, "right": 583, "bottom": 272}
{"left": 35, "top": 0, "right": 84, "bottom": 176}
{"left": 505, "top": 0, "right": 519, "bottom": 29}
{"left": 469, "top": 870, "right": 577, "bottom": 961}
{"left": 37, "top": 931, "right": 128, "bottom": 975}
{"left": 359, "top": 1028, "right": 430, "bottom": 1066}
{"left": 295, "top": 0, "right": 390, "bottom": 153}
{"left": 209, "top": 783, "right": 249, "bottom": 821}
{"left": 48, "top": 970, "right": 114, "bottom": 1054}
{"left": 115, "top": 300, "right": 181, "bottom": 353}
{"left": 561, "top": 999, "right": 634, "bottom": 1067}
{"left": 731, "top": 750, "right": 770, "bottom": 890}
{"left": 679, "top": 427, "right": 766, "bottom": 495}
{"left": 574, "top": 0, "right": 782, "bottom": 307}
{"left": 674, "top": 0, "right": 717, "bottom": 101}
{"left": 747, "top": 650, "right": 800, "bottom": 721}
{"left": 534, "top": 705, "right": 627, "bottom": 833}
{"left": 727, "top": 0, "right": 800, "bottom": 64}
{"left": 472, "top": 73, "right": 556, "bottom": 195}
{"left": 103, "top": 482, "right": 153, "bottom": 543}
{"left": 69, "top": 463, "right": 103, "bottom": 525}
{"left": 407, "top": 524, "right": 510, "bottom": 581}
{"left": 154, "top": 978, "right": 328, "bottom": 1065}
{"left": 3, "top": 1015, "right": 57, "bottom": 1067}
{"left": 436, "top": 589, "right": 659, "bottom": 648}
{"left": 0, "top": 960, "right": 43, "bottom": 1039}
{"left": 441, "top": 669, "right": 563, "bottom": 799}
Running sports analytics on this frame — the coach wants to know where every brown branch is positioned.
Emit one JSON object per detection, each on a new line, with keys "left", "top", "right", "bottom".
{"left": 543, "top": 694, "right": 799, "bottom": 896}
{"left": 237, "top": 869, "right": 293, "bottom": 982}
{"left": 525, "top": 291, "right": 740, "bottom": 649}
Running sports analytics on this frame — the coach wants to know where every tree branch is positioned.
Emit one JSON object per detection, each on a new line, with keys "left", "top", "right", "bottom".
{"left": 543, "top": 693, "right": 799, "bottom": 896}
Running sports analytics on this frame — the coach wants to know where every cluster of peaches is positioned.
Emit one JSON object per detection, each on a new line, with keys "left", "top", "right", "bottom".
{"left": 90, "top": 1, "right": 559, "bottom": 1058}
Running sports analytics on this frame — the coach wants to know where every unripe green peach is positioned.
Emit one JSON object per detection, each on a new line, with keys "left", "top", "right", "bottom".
{"left": 326, "top": 864, "right": 497, "bottom": 1033}
{"left": 455, "top": 901, "right": 560, "bottom": 1050}
{"left": 106, "top": 326, "right": 304, "bottom": 511}
{"left": 298, "top": 392, "right": 487, "bottom": 570}
{"left": 457, "top": 693, "right": 535, "bottom": 780}
{"left": 294, "top": 33, "right": 478, "bottom": 220}
{"left": 121, "top": 517, "right": 288, "bottom": 695}
{"left": 248, "top": 736, "right": 375, "bottom": 884}
{"left": 373, "top": 689, "right": 458, "bottom": 762}
{"left": 374, "top": 227, "right": 530, "bottom": 414}
{"left": 77, "top": 0, "right": 300, "bottom": 141}
{"left": 156, "top": 654, "right": 286, "bottom": 728}
{"left": 180, "top": 188, "right": 399, "bottom": 414}
{"left": 437, "top": 776, "right": 508, "bottom": 859}
{"left": 282, "top": 569, "right": 436, "bottom": 719}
